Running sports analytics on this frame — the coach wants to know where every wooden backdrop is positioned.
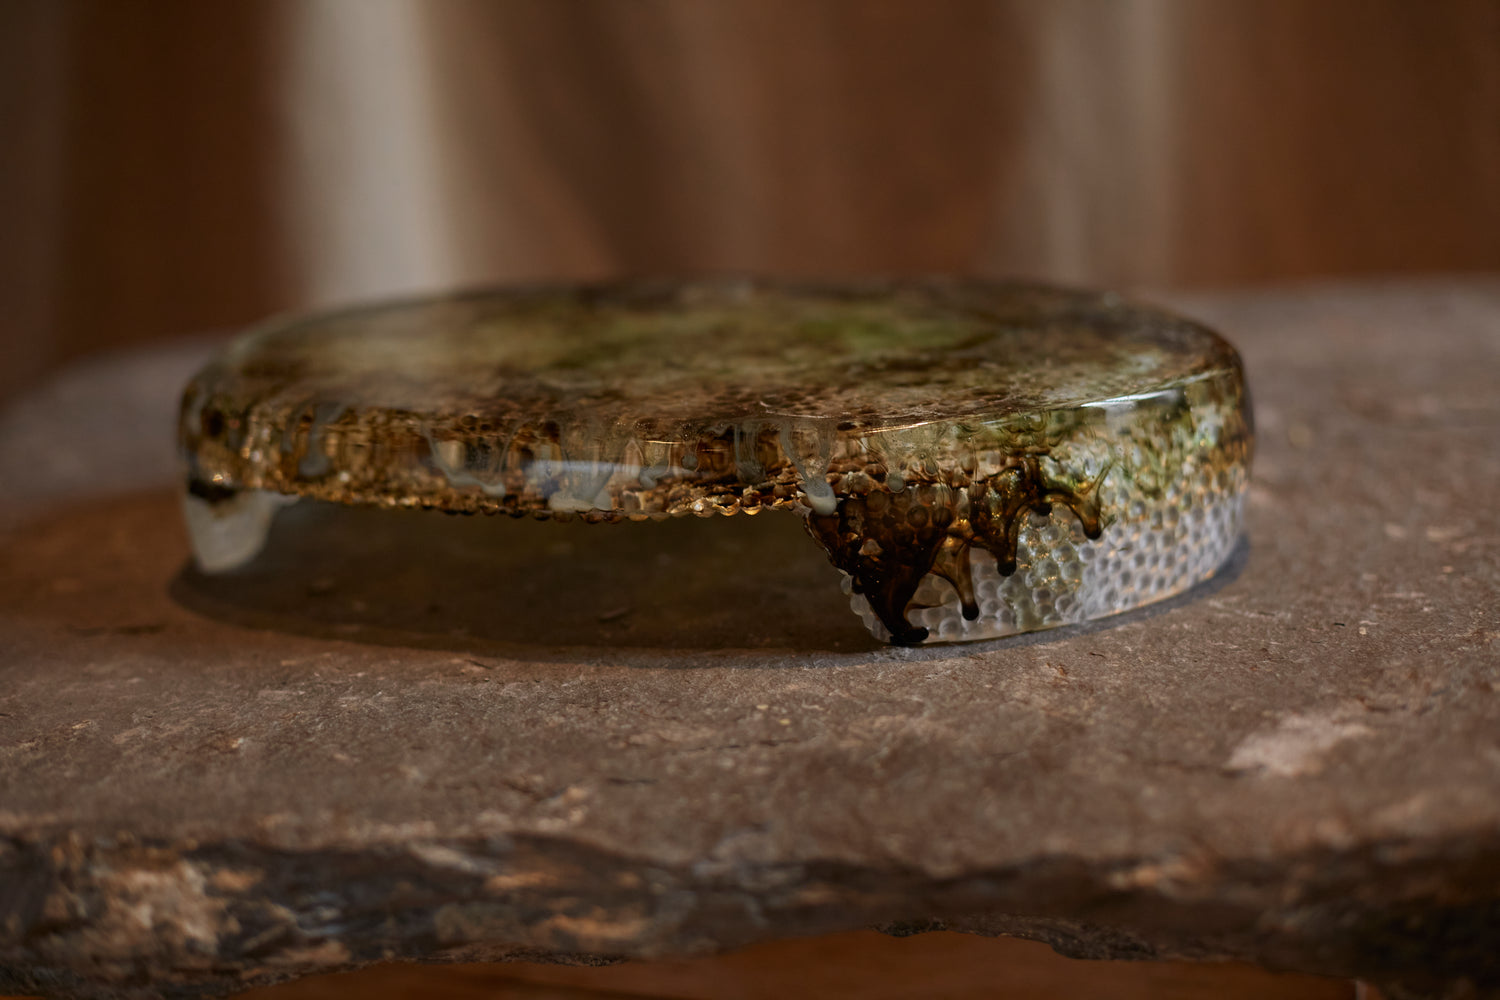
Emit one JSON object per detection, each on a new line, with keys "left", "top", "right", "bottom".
{"left": 3, "top": 0, "right": 1498, "bottom": 400}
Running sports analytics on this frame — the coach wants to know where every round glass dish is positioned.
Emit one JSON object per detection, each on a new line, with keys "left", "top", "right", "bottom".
{"left": 179, "top": 278, "right": 1252, "bottom": 645}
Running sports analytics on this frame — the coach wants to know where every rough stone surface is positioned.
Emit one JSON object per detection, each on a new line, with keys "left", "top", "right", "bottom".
{"left": 1, "top": 281, "right": 1498, "bottom": 999}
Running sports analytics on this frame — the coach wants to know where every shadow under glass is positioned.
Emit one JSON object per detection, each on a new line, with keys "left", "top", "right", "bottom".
{"left": 171, "top": 499, "right": 1247, "bottom": 662}
{"left": 172, "top": 501, "right": 882, "bottom": 654}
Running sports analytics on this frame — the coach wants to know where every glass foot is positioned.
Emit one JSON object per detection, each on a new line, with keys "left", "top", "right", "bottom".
{"left": 181, "top": 485, "right": 293, "bottom": 573}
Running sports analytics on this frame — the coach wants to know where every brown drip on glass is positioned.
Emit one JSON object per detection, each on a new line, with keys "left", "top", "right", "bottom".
{"left": 805, "top": 457, "right": 1107, "bottom": 645}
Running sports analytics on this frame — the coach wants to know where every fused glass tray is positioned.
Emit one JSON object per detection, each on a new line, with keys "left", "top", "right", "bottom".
{"left": 179, "top": 279, "right": 1253, "bottom": 645}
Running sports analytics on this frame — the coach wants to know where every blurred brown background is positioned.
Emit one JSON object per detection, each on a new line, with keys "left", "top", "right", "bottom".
{"left": 2, "top": 0, "right": 1498, "bottom": 402}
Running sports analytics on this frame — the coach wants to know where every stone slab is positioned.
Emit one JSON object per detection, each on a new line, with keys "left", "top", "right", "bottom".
{"left": 1, "top": 281, "right": 1498, "bottom": 999}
